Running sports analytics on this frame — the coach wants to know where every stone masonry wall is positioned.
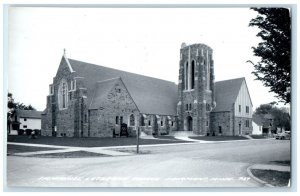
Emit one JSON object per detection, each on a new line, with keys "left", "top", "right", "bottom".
{"left": 41, "top": 95, "right": 53, "bottom": 136}
{"left": 177, "top": 44, "right": 214, "bottom": 135}
{"left": 210, "top": 111, "right": 232, "bottom": 136}
{"left": 88, "top": 79, "right": 139, "bottom": 137}
{"left": 234, "top": 117, "right": 253, "bottom": 135}
{"left": 41, "top": 57, "right": 89, "bottom": 138}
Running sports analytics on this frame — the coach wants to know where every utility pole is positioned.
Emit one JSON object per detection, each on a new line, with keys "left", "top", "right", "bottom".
{"left": 136, "top": 127, "right": 140, "bottom": 154}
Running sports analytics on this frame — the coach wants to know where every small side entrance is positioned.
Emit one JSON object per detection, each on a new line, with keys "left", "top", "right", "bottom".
{"left": 187, "top": 116, "right": 193, "bottom": 132}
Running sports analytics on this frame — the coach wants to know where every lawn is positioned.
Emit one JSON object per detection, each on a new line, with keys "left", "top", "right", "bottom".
{"left": 7, "top": 144, "right": 61, "bottom": 155}
{"left": 7, "top": 135, "right": 191, "bottom": 148}
{"left": 27, "top": 151, "right": 109, "bottom": 158}
{"left": 251, "top": 169, "right": 290, "bottom": 187}
{"left": 250, "top": 135, "right": 268, "bottom": 139}
{"left": 189, "top": 136, "right": 249, "bottom": 141}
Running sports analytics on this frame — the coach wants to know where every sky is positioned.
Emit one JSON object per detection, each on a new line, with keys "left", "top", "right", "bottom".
{"left": 7, "top": 7, "right": 288, "bottom": 111}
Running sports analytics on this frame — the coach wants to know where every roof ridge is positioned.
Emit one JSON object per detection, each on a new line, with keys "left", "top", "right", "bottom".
{"left": 68, "top": 58, "right": 177, "bottom": 85}
{"left": 215, "top": 77, "right": 245, "bottom": 83}
{"left": 63, "top": 54, "right": 75, "bottom": 73}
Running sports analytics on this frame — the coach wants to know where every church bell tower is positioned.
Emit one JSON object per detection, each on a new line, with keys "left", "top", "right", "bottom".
{"left": 177, "top": 43, "right": 215, "bottom": 135}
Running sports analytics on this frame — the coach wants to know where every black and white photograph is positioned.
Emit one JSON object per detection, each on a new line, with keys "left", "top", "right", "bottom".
{"left": 3, "top": 2, "right": 295, "bottom": 191}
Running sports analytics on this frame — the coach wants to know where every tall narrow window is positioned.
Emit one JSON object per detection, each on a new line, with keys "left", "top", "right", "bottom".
{"left": 49, "top": 84, "right": 53, "bottom": 95}
{"left": 246, "top": 120, "right": 249, "bottom": 127}
{"left": 185, "top": 62, "right": 189, "bottom": 90}
{"left": 191, "top": 60, "right": 195, "bottom": 89}
{"left": 141, "top": 115, "right": 145, "bottom": 126}
{"left": 246, "top": 106, "right": 249, "bottom": 113}
{"left": 239, "top": 105, "right": 241, "bottom": 113}
{"left": 207, "top": 52, "right": 210, "bottom": 90}
{"left": 130, "top": 114, "right": 135, "bottom": 126}
{"left": 120, "top": 116, "right": 123, "bottom": 124}
{"left": 62, "top": 83, "right": 66, "bottom": 108}
{"left": 58, "top": 80, "right": 68, "bottom": 110}
{"left": 116, "top": 116, "right": 119, "bottom": 124}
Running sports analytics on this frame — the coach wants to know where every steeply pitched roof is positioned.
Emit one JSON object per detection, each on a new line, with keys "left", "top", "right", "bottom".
{"left": 89, "top": 78, "right": 121, "bottom": 110}
{"left": 68, "top": 58, "right": 178, "bottom": 115}
{"left": 212, "top": 77, "right": 244, "bottom": 112}
{"left": 16, "top": 110, "right": 42, "bottom": 119}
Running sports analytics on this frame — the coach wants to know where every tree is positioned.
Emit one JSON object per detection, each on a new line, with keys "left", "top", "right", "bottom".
{"left": 254, "top": 103, "right": 290, "bottom": 131}
{"left": 7, "top": 92, "right": 37, "bottom": 134}
{"left": 248, "top": 8, "right": 291, "bottom": 104}
{"left": 15, "top": 102, "right": 36, "bottom": 111}
{"left": 7, "top": 93, "right": 15, "bottom": 134}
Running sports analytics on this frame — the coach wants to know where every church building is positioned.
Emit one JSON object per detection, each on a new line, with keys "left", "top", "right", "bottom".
{"left": 41, "top": 43, "right": 253, "bottom": 137}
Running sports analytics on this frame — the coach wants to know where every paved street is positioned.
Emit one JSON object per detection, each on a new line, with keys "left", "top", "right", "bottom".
{"left": 6, "top": 139, "right": 290, "bottom": 188}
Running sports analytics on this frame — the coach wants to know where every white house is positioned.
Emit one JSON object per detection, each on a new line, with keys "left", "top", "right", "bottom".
{"left": 10, "top": 110, "right": 42, "bottom": 135}
{"left": 252, "top": 117, "right": 263, "bottom": 135}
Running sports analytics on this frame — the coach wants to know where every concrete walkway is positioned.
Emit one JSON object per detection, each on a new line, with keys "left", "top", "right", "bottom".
{"left": 174, "top": 136, "right": 204, "bottom": 142}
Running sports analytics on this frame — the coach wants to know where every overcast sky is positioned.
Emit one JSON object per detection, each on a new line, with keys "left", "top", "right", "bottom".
{"left": 7, "top": 7, "right": 287, "bottom": 111}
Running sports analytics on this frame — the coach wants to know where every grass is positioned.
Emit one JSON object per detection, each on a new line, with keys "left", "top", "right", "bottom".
{"left": 189, "top": 136, "right": 248, "bottom": 141}
{"left": 7, "top": 135, "right": 191, "bottom": 148}
{"left": 251, "top": 169, "right": 290, "bottom": 187}
{"left": 27, "top": 151, "right": 109, "bottom": 158}
{"left": 269, "top": 160, "right": 291, "bottom": 166}
{"left": 7, "top": 144, "right": 62, "bottom": 155}
{"left": 250, "top": 135, "right": 268, "bottom": 139}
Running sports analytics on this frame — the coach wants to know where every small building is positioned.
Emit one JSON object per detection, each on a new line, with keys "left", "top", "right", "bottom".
{"left": 210, "top": 78, "right": 253, "bottom": 136}
{"left": 252, "top": 114, "right": 263, "bottom": 135}
{"left": 10, "top": 110, "right": 42, "bottom": 135}
{"left": 252, "top": 113, "right": 274, "bottom": 136}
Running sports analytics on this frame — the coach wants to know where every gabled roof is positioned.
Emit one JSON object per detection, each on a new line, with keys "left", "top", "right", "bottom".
{"left": 16, "top": 109, "right": 42, "bottom": 119}
{"left": 212, "top": 77, "right": 245, "bottom": 112}
{"left": 89, "top": 78, "right": 121, "bottom": 110}
{"left": 68, "top": 58, "right": 178, "bottom": 115}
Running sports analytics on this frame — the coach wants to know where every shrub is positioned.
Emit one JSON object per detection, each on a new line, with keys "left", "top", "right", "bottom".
{"left": 33, "top": 129, "right": 41, "bottom": 135}
{"left": 25, "top": 129, "right": 32, "bottom": 135}
{"left": 18, "top": 129, "right": 24, "bottom": 135}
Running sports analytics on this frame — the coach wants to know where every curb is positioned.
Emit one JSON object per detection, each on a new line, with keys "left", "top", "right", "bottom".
{"left": 246, "top": 164, "right": 274, "bottom": 187}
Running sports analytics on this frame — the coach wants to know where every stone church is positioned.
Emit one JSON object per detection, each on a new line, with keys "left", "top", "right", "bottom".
{"left": 41, "top": 43, "right": 253, "bottom": 137}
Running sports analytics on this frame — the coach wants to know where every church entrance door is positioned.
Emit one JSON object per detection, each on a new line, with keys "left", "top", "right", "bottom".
{"left": 187, "top": 116, "right": 193, "bottom": 131}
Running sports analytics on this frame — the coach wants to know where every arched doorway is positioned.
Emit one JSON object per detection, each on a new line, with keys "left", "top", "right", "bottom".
{"left": 187, "top": 116, "right": 193, "bottom": 131}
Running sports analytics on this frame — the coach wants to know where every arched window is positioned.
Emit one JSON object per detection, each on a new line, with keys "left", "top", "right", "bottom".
{"left": 130, "top": 114, "right": 135, "bottom": 126}
{"left": 191, "top": 60, "right": 195, "bottom": 89}
{"left": 58, "top": 80, "right": 68, "bottom": 110}
{"left": 185, "top": 61, "right": 189, "bottom": 90}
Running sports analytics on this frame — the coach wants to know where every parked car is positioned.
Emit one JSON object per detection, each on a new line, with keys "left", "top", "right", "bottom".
{"left": 275, "top": 131, "right": 291, "bottom": 140}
